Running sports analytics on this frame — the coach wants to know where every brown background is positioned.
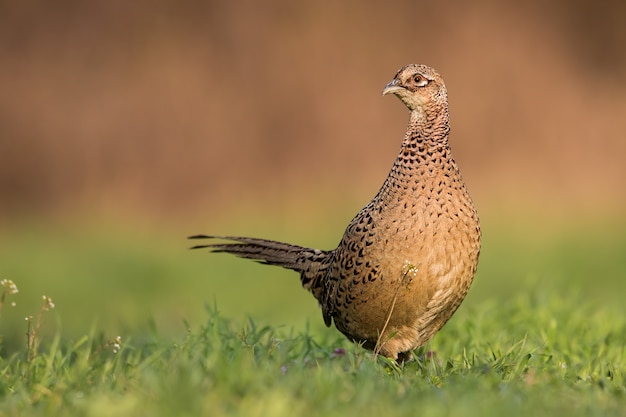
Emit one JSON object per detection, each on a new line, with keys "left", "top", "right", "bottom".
{"left": 1, "top": 0, "right": 625, "bottom": 225}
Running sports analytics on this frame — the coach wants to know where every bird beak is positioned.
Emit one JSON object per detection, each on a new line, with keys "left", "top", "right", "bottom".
{"left": 382, "top": 79, "right": 403, "bottom": 96}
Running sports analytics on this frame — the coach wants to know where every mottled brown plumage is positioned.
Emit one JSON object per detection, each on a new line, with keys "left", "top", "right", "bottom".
{"left": 190, "top": 64, "right": 481, "bottom": 361}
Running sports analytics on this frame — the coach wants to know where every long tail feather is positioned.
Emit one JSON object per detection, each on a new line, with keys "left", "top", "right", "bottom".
{"left": 189, "top": 234, "right": 317, "bottom": 271}
{"left": 189, "top": 234, "right": 335, "bottom": 326}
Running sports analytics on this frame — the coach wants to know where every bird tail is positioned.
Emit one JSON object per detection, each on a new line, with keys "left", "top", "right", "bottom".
{"left": 188, "top": 235, "right": 332, "bottom": 298}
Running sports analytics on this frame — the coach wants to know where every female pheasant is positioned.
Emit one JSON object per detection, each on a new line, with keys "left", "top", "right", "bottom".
{"left": 190, "top": 64, "right": 481, "bottom": 362}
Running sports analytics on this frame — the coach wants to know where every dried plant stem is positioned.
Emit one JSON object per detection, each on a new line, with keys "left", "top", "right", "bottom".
{"left": 372, "top": 263, "right": 417, "bottom": 361}
{"left": 26, "top": 316, "right": 35, "bottom": 362}
{"left": 26, "top": 296, "right": 55, "bottom": 362}
{"left": 27, "top": 312, "right": 44, "bottom": 362}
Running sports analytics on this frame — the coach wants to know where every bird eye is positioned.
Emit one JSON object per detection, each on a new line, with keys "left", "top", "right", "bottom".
{"left": 413, "top": 74, "right": 428, "bottom": 86}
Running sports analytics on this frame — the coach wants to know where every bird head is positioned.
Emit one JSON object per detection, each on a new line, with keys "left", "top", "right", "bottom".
{"left": 382, "top": 64, "right": 448, "bottom": 113}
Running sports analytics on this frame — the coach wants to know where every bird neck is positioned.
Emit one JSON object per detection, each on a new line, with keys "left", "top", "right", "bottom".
{"left": 368, "top": 100, "right": 469, "bottom": 213}
{"left": 371, "top": 104, "right": 460, "bottom": 207}
{"left": 404, "top": 105, "right": 450, "bottom": 148}
{"left": 393, "top": 106, "right": 451, "bottom": 167}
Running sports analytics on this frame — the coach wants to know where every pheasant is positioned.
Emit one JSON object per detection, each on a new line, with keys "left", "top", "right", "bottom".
{"left": 190, "top": 64, "right": 481, "bottom": 362}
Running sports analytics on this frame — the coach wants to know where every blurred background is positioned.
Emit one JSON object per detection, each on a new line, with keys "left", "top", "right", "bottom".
{"left": 1, "top": 0, "right": 625, "bottom": 352}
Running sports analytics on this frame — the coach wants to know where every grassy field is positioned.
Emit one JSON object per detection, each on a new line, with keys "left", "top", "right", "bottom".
{"left": 0, "top": 212, "right": 625, "bottom": 416}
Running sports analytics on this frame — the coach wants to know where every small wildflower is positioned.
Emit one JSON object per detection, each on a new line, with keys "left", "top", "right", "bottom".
{"left": 42, "top": 295, "right": 55, "bottom": 311}
{"left": 1, "top": 279, "right": 19, "bottom": 295}
{"left": 0, "top": 279, "right": 19, "bottom": 320}
{"left": 402, "top": 261, "right": 418, "bottom": 278}
{"left": 112, "top": 336, "right": 122, "bottom": 353}
{"left": 331, "top": 348, "right": 346, "bottom": 358}
{"left": 11, "top": 302, "right": 16, "bottom": 307}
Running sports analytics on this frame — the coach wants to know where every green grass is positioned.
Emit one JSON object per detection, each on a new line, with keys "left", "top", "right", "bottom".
{"left": 0, "top": 213, "right": 625, "bottom": 416}
{"left": 1, "top": 298, "right": 625, "bottom": 417}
